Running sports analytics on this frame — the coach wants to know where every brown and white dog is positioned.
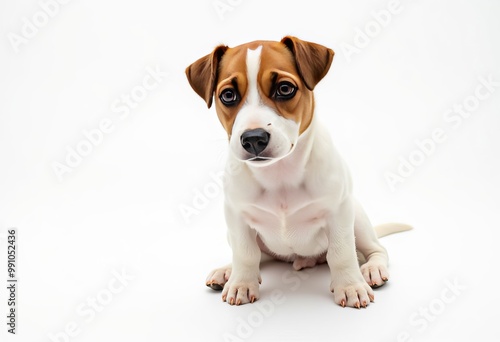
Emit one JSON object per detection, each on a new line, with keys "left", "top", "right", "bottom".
{"left": 186, "top": 36, "right": 410, "bottom": 308}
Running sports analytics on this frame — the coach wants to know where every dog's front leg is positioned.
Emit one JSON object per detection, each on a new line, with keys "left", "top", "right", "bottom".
{"left": 222, "top": 205, "right": 262, "bottom": 306}
{"left": 327, "top": 198, "right": 375, "bottom": 308}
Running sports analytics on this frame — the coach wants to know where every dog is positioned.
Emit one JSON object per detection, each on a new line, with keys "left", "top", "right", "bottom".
{"left": 185, "top": 36, "right": 411, "bottom": 308}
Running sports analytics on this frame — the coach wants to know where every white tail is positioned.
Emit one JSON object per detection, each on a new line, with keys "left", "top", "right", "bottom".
{"left": 374, "top": 223, "right": 413, "bottom": 238}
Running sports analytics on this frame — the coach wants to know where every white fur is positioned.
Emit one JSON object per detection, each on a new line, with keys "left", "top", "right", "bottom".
{"left": 207, "top": 45, "right": 410, "bottom": 308}
{"left": 245, "top": 46, "right": 261, "bottom": 105}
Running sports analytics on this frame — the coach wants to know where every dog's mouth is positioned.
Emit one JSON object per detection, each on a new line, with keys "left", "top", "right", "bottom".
{"left": 243, "top": 142, "right": 297, "bottom": 165}
{"left": 247, "top": 156, "right": 273, "bottom": 162}
{"left": 244, "top": 156, "right": 277, "bottom": 167}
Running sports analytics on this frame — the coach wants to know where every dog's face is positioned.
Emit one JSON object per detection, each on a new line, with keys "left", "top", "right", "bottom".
{"left": 186, "top": 37, "right": 334, "bottom": 166}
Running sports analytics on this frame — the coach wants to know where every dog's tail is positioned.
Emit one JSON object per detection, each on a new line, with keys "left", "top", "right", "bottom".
{"left": 374, "top": 223, "right": 413, "bottom": 238}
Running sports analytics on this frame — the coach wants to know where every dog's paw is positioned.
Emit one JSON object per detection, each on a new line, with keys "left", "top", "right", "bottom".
{"left": 222, "top": 275, "right": 261, "bottom": 306}
{"left": 330, "top": 280, "right": 374, "bottom": 308}
{"left": 360, "top": 261, "right": 389, "bottom": 288}
{"left": 206, "top": 265, "right": 232, "bottom": 291}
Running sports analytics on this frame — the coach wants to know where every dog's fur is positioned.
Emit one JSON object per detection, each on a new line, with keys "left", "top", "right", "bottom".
{"left": 186, "top": 36, "right": 411, "bottom": 308}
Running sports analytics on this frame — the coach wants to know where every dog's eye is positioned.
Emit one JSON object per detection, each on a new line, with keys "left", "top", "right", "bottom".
{"left": 219, "top": 88, "right": 239, "bottom": 106}
{"left": 275, "top": 81, "right": 297, "bottom": 100}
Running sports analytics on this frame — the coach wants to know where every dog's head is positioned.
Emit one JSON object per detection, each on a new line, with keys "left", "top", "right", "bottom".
{"left": 186, "top": 36, "right": 334, "bottom": 166}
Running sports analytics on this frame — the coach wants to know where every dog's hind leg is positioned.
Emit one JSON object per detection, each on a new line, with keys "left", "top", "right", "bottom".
{"left": 353, "top": 198, "right": 391, "bottom": 287}
{"left": 206, "top": 264, "right": 232, "bottom": 291}
{"left": 205, "top": 252, "right": 271, "bottom": 291}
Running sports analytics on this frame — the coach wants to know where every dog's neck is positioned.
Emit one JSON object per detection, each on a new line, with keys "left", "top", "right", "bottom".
{"left": 244, "top": 117, "right": 317, "bottom": 190}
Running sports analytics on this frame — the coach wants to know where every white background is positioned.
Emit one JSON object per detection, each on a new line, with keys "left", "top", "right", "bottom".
{"left": 1, "top": 0, "right": 499, "bottom": 341}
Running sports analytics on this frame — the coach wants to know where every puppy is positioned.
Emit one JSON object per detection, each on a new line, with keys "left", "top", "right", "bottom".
{"left": 185, "top": 36, "right": 410, "bottom": 308}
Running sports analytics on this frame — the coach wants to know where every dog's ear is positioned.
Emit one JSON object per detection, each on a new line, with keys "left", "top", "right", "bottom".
{"left": 281, "top": 36, "right": 334, "bottom": 91}
{"left": 185, "top": 45, "right": 228, "bottom": 108}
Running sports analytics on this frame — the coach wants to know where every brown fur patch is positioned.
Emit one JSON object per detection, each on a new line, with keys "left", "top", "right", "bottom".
{"left": 186, "top": 37, "right": 333, "bottom": 137}
{"left": 215, "top": 41, "right": 316, "bottom": 135}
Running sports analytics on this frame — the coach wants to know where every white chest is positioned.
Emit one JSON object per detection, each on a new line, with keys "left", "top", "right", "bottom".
{"left": 241, "top": 185, "right": 330, "bottom": 257}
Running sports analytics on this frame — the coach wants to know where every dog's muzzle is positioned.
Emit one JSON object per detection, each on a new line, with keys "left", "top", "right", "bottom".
{"left": 240, "top": 128, "right": 270, "bottom": 158}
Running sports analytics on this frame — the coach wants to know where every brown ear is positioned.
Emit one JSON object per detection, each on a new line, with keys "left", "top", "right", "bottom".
{"left": 185, "top": 45, "right": 228, "bottom": 108}
{"left": 281, "top": 36, "right": 334, "bottom": 90}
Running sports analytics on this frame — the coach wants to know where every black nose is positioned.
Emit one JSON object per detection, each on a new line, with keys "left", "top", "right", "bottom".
{"left": 240, "top": 128, "right": 270, "bottom": 156}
